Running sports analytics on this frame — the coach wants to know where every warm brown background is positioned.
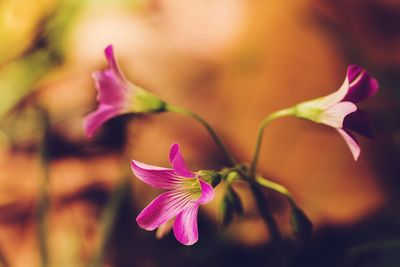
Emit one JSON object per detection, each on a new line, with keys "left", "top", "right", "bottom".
{"left": 0, "top": 0, "right": 399, "bottom": 266}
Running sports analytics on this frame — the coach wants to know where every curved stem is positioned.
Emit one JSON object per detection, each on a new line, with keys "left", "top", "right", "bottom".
{"left": 248, "top": 180, "right": 286, "bottom": 267}
{"left": 89, "top": 178, "right": 130, "bottom": 267}
{"left": 249, "top": 180, "right": 282, "bottom": 243}
{"left": 250, "top": 108, "right": 294, "bottom": 178}
{"left": 166, "top": 104, "right": 237, "bottom": 166}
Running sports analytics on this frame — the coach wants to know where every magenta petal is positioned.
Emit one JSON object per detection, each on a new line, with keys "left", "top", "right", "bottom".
{"left": 198, "top": 180, "right": 214, "bottom": 204}
{"left": 169, "top": 143, "right": 195, "bottom": 178}
{"left": 343, "top": 68, "right": 379, "bottom": 103}
{"left": 136, "top": 190, "right": 194, "bottom": 231}
{"left": 336, "top": 129, "right": 361, "bottom": 161}
{"left": 92, "top": 70, "right": 128, "bottom": 105}
{"left": 83, "top": 104, "right": 121, "bottom": 139}
{"left": 104, "top": 45, "right": 124, "bottom": 79}
{"left": 173, "top": 204, "right": 200, "bottom": 245}
{"left": 346, "top": 64, "right": 363, "bottom": 83}
{"left": 131, "top": 160, "right": 183, "bottom": 190}
{"left": 93, "top": 45, "right": 132, "bottom": 106}
{"left": 343, "top": 109, "right": 373, "bottom": 138}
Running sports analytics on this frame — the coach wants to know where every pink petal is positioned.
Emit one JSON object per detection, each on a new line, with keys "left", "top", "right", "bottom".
{"left": 131, "top": 160, "right": 183, "bottom": 190}
{"left": 104, "top": 45, "right": 124, "bottom": 79}
{"left": 336, "top": 129, "right": 361, "bottom": 161}
{"left": 92, "top": 45, "right": 134, "bottom": 107}
{"left": 92, "top": 70, "right": 129, "bottom": 106}
{"left": 317, "top": 67, "right": 352, "bottom": 108}
{"left": 169, "top": 143, "right": 195, "bottom": 178}
{"left": 198, "top": 180, "right": 214, "bottom": 204}
{"left": 83, "top": 104, "right": 121, "bottom": 139}
{"left": 173, "top": 204, "right": 200, "bottom": 245}
{"left": 318, "top": 102, "right": 357, "bottom": 128}
{"left": 136, "top": 190, "right": 196, "bottom": 231}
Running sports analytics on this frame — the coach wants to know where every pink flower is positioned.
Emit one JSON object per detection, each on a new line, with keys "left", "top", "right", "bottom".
{"left": 83, "top": 45, "right": 165, "bottom": 139}
{"left": 131, "top": 143, "right": 215, "bottom": 245}
{"left": 294, "top": 65, "right": 379, "bottom": 160}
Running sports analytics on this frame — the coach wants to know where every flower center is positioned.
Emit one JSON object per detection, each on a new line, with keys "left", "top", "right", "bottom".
{"left": 294, "top": 102, "right": 323, "bottom": 123}
{"left": 176, "top": 177, "right": 202, "bottom": 200}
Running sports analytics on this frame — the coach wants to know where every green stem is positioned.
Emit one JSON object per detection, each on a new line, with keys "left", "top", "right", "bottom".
{"left": 250, "top": 108, "right": 294, "bottom": 178}
{"left": 249, "top": 180, "right": 282, "bottom": 244}
{"left": 248, "top": 180, "right": 286, "bottom": 267}
{"left": 166, "top": 104, "right": 237, "bottom": 166}
{"left": 37, "top": 108, "right": 50, "bottom": 267}
{"left": 89, "top": 178, "right": 130, "bottom": 267}
{"left": 167, "top": 104, "right": 285, "bottom": 253}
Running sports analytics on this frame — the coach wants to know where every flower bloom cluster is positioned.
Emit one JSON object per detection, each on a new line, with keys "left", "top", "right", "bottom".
{"left": 83, "top": 45, "right": 379, "bottom": 245}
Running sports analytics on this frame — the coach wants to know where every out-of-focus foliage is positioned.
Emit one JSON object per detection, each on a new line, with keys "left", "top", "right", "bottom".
{"left": 0, "top": 0, "right": 84, "bottom": 118}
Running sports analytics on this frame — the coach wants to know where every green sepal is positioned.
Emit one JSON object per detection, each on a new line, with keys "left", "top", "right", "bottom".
{"left": 197, "top": 170, "right": 222, "bottom": 187}
{"left": 220, "top": 194, "right": 235, "bottom": 228}
{"left": 229, "top": 187, "right": 243, "bottom": 216}
{"left": 132, "top": 87, "right": 167, "bottom": 113}
{"left": 290, "top": 203, "right": 313, "bottom": 242}
{"left": 255, "top": 176, "right": 313, "bottom": 241}
{"left": 220, "top": 186, "right": 243, "bottom": 228}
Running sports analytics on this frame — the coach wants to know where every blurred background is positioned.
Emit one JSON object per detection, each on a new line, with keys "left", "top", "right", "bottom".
{"left": 0, "top": 0, "right": 399, "bottom": 266}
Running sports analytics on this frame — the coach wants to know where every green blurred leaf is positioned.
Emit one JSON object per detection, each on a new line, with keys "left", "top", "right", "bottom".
{"left": 0, "top": 104, "right": 44, "bottom": 147}
{"left": 229, "top": 186, "right": 243, "bottom": 216}
{"left": 256, "top": 176, "right": 313, "bottom": 241}
{"left": 290, "top": 202, "right": 313, "bottom": 242}
{"left": 220, "top": 193, "right": 235, "bottom": 228}
{"left": 220, "top": 186, "right": 243, "bottom": 228}
{"left": 0, "top": 0, "right": 85, "bottom": 119}
{"left": 0, "top": 50, "right": 51, "bottom": 118}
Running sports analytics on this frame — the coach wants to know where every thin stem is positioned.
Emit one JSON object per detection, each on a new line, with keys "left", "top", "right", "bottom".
{"left": 167, "top": 104, "right": 286, "bottom": 257}
{"left": 249, "top": 180, "right": 282, "bottom": 243}
{"left": 166, "top": 104, "right": 237, "bottom": 166}
{"left": 89, "top": 178, "right": 130, "bottom": 267}
{"left": 37, "top": 108, "right": 50, "bottom": 267}
{"left": 248, "top": 180, "right": 286, "bottom": 267}
{"left": 250, "top": 108, "right": 294, "bottom": 178}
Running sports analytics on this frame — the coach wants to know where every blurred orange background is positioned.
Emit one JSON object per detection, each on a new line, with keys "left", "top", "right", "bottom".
{"left": 0, "top": 0, "right": 399, "bottom": 266}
